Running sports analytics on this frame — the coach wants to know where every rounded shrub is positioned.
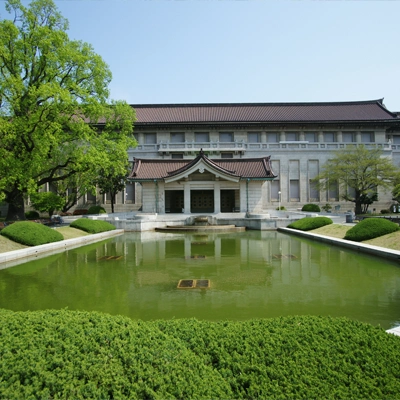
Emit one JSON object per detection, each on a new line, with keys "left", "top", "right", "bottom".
{"left": 344, "top": 217, "right": 399, "bottom": 242}
{"left": 25, "top": 210, "right": 40, "bottom": 220}
{"left": 0, "top": 310, "right": 399, "bottom": 399}
{"left": 287, "top": 216, "right": 333, "bottom": 231}
{"left": 87, "top": 205, "right": 107, "bottom": 215}
{"left": 70, "top": 218, "right": 116, "bottom": 234}
{"left": 0, "top": 221, "right": 63, "bottom": 246}
{"left": 301, "top": 203, "right": 321, "bottom": 212}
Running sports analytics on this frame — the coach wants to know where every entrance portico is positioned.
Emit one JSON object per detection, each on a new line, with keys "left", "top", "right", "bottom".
{"left": 129, "top": 150, "right": 277, "bottom": 214}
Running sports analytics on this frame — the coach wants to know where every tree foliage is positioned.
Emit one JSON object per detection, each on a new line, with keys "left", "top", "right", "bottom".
{"left": 0, "top": 0, "right": 136, "bottom": 220}
{"left": 313, "top": 145, "right": 399, "bottom": 214}
{"left": 95, "top": 166, "right": 128, "bottom": 213}
{"left": 30, "top": 191, "right": 65, "bottom": 217}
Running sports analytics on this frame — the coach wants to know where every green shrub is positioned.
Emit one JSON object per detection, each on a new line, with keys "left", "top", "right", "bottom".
{"left": 301, "top": 203, "right": 321, "bottom": 212}
{"left": 287, "top": 216, "right": 332, "bottom": 231}
{"left": 276, "top": 206, "right": 286, "bottom": 211}
{"left": 0, "top": 310, "right": 399, "bottom": 399}
{"left": 0, "top": 221, "right": 63, "bottom": 246}
{"left": 321, "top": 203, "right": 332, "bottom": 212}
{"left": 87, "top": 205, "right": 107, "bottom": 214}
{"left": 380, "top": 209, "right": 391, "bottom": 214}
{"left": 70, "top": 218, "right": 116, "bottom": 234}
{"left": 25, "top": 210, "right": 40, "bottom": 220}
{"left": 344, "top": 217, "right": 399, "bottom": 242}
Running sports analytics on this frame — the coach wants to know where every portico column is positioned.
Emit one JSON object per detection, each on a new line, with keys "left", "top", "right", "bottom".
{"left": 214, "top": 181, "right": 221, "bottom": 213}
{"left": 183, "top": 182, "right": 190, "bottom": 213}
{"left": 239, "top": 181, "right": 247, "bottom": 212}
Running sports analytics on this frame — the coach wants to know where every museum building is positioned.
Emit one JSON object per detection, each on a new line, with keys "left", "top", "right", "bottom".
{"left": 122, "top": 99, "right": 400, "bottom": 214}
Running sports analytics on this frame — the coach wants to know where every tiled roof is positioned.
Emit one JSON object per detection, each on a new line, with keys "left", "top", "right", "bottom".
{"left": 132, "top": 99, "right": 398, "bottom": 125}
{"left": 129, "top": 152, "right": 276, "bottom": 181}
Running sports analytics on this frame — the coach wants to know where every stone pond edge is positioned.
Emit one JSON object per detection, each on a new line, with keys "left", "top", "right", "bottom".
{"left": 0, "top": 229, "right": 124, "bottom": 269}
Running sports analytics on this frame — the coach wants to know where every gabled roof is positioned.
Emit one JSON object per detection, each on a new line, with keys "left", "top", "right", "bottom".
{"left": 128, "top": 150, "right": 277, "bottom": 181}
{"left": 132, "top": 99, "right": 398, "bottom": 125}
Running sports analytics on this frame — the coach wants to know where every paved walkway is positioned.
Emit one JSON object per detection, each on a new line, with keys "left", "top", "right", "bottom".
{"left": 386, "top": 326, "right": 400, "bottom": 336}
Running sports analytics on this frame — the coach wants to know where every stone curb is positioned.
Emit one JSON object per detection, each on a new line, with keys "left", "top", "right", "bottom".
{"left": 0, "top": 229, "right": 125, "bottom": 269}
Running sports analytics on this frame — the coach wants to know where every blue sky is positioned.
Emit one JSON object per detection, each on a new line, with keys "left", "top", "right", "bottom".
{"left": 1, "top": 0, "right": 400, "bottom": 111}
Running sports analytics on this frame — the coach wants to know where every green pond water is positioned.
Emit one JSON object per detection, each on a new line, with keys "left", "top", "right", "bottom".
{"left": 0, "top": 230, "right": 399, "bottom": 329}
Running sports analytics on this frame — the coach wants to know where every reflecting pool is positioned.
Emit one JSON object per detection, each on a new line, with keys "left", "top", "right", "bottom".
{"left": 0, "top": 230, "right": 399, "bottom": 329}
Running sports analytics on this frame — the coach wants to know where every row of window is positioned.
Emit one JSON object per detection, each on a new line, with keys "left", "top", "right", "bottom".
{"left": 144, "top": 131, "right": 376, "bottom": 144}
{"left": 171, "top": 153, "right": 234, "bottom": 159}
{"left": 269, "top": 179, "right": 348, "bottom": 202}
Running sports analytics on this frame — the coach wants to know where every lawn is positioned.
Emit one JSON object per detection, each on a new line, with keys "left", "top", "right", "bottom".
{"left": 0, "top": 227, "right": 89, "bottom": 254}
{"left": 310, "top": 223, "right": 400, "bottom": 250}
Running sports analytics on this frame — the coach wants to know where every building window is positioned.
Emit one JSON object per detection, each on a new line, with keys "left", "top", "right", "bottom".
{"left": 248, "top": 132, "right": 260, "bottom": 143}
{"left": 195, "top": 132, "right": 209, "bottom": 143}
{"left": 286, "top": 132, "right": 298, "bottom": 141}
{"left": 171, "top": 153, "right": 184, "bottom": 159}
{"left": 145, "top": 133, "right": 157, "bottom": 144}
{"left": 270, "top": 180, "right": 280, "bottom": 200}
{"left": 170, "top": 132, "right": 185, "bottom": 143}
{"left": 309, "top": 181, "right": 319, "bottom": 201}
{"left": 343, "top": 132, "right": 355, "bottom": 143}
{"left": 305, "top": 132, "right": 316, "bottom": 142}
{"left": 267, "top": 133, "right": 278, "bottom": 143}
{"left": 290, "top": 180, "right": 300, "bottom": 201}
{"left": 87, "top": 192, "right": 96, "bottom": 204}
{"left": 323, "top": 132, "right": 335, "bottom": 142}
{"left": 361, "top": 132, "right": 374, "bottom": 143}
{"left": 308, "top": 160, "right": 319, "bottom": 201}
{"left": 393, "top": 135, "right": 400, "bottom": 144}
{"left": 221, "top": 152, "right": 233, "bottom": 158}
{"left": 219, "top": 132, "right": 233, "bottom": 142}
{"left": 125, "top": 183, "right": 135, "bottom": 204}
{"left": 328, "top": 180, "right": 338, "bottom": 201}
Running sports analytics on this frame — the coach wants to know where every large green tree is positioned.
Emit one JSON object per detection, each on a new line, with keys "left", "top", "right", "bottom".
{"left": 313, "top": 145, "right": 399, "bottom": 214}
{"left": 0, "top": 0, "right": 136, "bottom": 220}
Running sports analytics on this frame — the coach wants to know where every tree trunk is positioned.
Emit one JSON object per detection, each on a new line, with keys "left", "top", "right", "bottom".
{"left": 5, "top": 189, "right": 26, "bottom": 221}
{"left": 110, "top": 193, "right": 115, "bottom": 214}
{"left": 354, "top": 201, "right": 363, "bottom": 215}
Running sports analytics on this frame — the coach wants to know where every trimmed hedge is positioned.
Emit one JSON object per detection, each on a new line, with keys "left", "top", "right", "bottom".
{"left": 70, "top": 218, "right": 116, "bottom": 234}
{"left": 87, "top": 205, "right": 107, "bottom": 215}
{"left": 0, "top": 221, "right": 63, "bottom": 246}
{"left": 344, "top": 217, "right": 400, "bottom": 242}
{"left": 287, "top": 216, "right": 333, "bottom": 231}
{"left": 25, "top": 210, "right": 40, "bottom": 220}
{"left": 0, "top": 310, "right": 399, "bottom": 399}
{"left": 301, "top": 203, "right": 321, "bottom": 212}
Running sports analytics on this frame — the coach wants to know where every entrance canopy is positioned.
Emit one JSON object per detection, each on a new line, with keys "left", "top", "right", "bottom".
{"left": 128, "top": 149, "right": 277, "bottom": 182}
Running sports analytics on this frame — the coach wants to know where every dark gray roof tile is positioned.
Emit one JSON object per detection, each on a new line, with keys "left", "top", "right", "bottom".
{"left": 132, "top": 99, "right": 397, "bottom": 125}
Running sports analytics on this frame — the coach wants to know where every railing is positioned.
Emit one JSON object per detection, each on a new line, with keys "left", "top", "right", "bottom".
{"left": 132, "top": 141, "right": 392, "bottom": 153}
